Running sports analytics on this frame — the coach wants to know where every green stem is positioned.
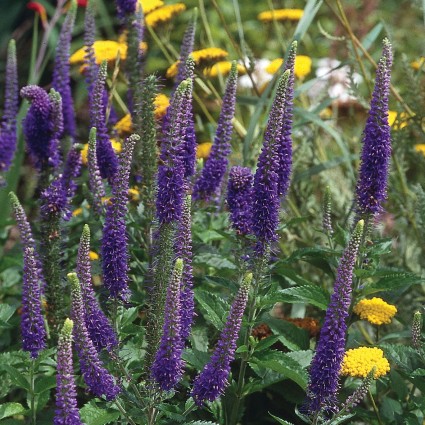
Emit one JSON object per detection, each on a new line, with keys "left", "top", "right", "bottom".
{"left": 115, "top": 399, "right": 137, "bottom": 425}
{"left": 30, "top": 360, "right": 36, "bottom": 425}
{"left": 368, "top": 388, "right": 383, "bottom": 425}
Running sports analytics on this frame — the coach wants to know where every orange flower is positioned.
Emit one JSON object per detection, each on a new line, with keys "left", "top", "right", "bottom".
{"left": 27, "top": 2, "right": 48, "bottom": 29}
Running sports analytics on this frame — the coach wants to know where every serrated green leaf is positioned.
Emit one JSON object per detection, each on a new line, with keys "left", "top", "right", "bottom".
{"left": 254, "top": 336, "right": 280, "bottom": 352}
{"left": 0, "top": 304, "right": 16, "bottom": 329}
{"left": 269, "top": 413, "right": 295, "bottom": 425}
{"left": 194, "top": 289, "right": 227, "bottom": 330}
{"left": 272, "top": 263, "right": 315, "bottom": 286}
{"left": 185, "top": 422, "right": 219, "bottom": 425}
{"left": 363, "top": 271, "right": 423, "bottom": 295}
{"left": 182, "top": 348, "right": 211, "bottom": 371}
{"left": 34, "top": 375, "right": 56, "bottom": 394}
{"left": 0, "top": 365, "right": 30, "bottom": 390}
{"left": 275, "top": 286, "right": 330, "bottom": 310}
{"left": 80, "top": 402, "right": 120, "bottom": 425}
{"left": 0, "top": 403, "right": 26, "bottom": 420}
{"left": 193, "top": 253, "right": 236, "bottom": 270}
{"left": 264, "top": 316, "right": 310, "bottom": 351}
{"left": 158, "top": 403, "right": 185, "bottom": 422}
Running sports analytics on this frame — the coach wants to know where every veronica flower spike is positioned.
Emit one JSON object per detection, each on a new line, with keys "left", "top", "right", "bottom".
{"left": 77, "top": 225, "right": 118, "bottom": 351}
{"left": 193, "top": 61, "right": 238, "bottom": 201}
{"left": 68, "top": 273, "right": 120, "bottom": 400}
{"left": 0, "top": 39, "right": 18, "bottom": 177}
{"left": 306, "top": 220, "right": 364, "bottom": 415}
{"left": 252, "top": 70, "right": 290, "bottom": 254}
{"left": 192, "top": 273, "right": 252, "bottom": 406}
{"left": 151, "top": 259, "right": 185, "bottom": 390}
{"left": 54, "top": 319, "right": 83, "bottom": 425}
{"left": 355, "top": 39, "right": 393, "bottom": 220}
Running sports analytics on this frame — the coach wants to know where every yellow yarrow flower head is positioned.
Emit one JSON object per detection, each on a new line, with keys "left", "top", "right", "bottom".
{"left": 145, "top": 3, "right": 186, "bottom": 27}
{"left": 266, "top": 55, "right": 312, "bottom": 79}
{"left": 388, "top": 111, "right": 411, "bottom": 129}
{"left": 70, "top": 40, "right": 128, "bottom": 65}
{"left": 139, "top": 0, "right": 163, "bottom": 14}
{"left": 72, "top": 207, "right": 83, "bottom": 217}
{"left": 196, "top": 142, "right": 213, "bottom": 159}
{"left": 340, "top": 347, "right": 390, "bottom": 379}
{"left": 258, "top": 8, "right": 304, "bottom": 22}
{"left": 166, "top": 48, "right": 229, "bottom": 78}
{"left": 81, "top": 139, "right": 121, "bottom": 165}
{"left": 203, "top": 61, "right": 246, "bottom": 78}
{"left": 353, "top": 297, "right": 397, "bottom": 325}
{"left": 89, "top": 251, "right": 99, "bottom": 261}
{"left": 415, "top": 144, "right": 425, "bottom": 156}
{"left": 411, "top": 57, "right": 425, "bottom": 71}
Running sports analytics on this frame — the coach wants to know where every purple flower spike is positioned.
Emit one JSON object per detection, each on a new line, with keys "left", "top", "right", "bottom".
{"left": 116, "top": 0, "right": 137, "bottom": 19}
{"left": 355, "top": 40, "right": 392, "bottom": 218}
{"left": 193, "top": 62, "right": 238, "bottom": 201}
{"left": 252, "top": 70, "right": 290, "bottom": 253}
{"left": 277, "top": 41, "right": 297, "bottom": 198}
{"left": 62, "top": 147, "right": 82, "bottom": 199}
{"left": 192, "top": 273, "right": 252, "bottom": 406}
{"left": 77, "top": 224, "right": 118, "bottom": 351}
{"left": 90, "top": 61, "right": 118, "bottom": 181}
{"left": 0, "top": 39, "right": 18, "bottom": 174}
{"left": 68, "top": 273, "right": 120, "bottom": 400}
{"left": 227, "top": 166, "right": 253, "bottom": 235}
{"left": 176, "top": 196, "right": 194, "bottom": 342}
{"left": 52, "top": 1, "right": 76, "bottom": 139}
{"left": 151, "top": 259, "right": 185, "bottom": 390}
{"left": 21, "top": 85, "right": 58, "bottom": 170}
{"left": 83, "top": 0, "right": 97, "bottom": 93}
{"left": 157, "top": 79, "right": 192, "bottom": 224}
{"left": 102, "top": 134, "right": 139, "bottom": 300}
{"left": 21, "top": 247, "right": 47, "bottom": 358}
{"left": 306, "top": 220, "right": 364, "bottom": 415}
{"left": 40, "top": 176, "right": 70, "bottom": 221}
{"left": 87, "top": 127, "right": 106, "bottom": 215}
{"left": 175, "top": 11, "right": 197, "bottom": 87}
{"left": 54, "top": 319, "right": 83, "bottom": 425}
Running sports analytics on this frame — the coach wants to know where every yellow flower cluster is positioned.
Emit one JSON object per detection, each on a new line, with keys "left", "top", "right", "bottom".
{"left": 114, "top": 94, "right": 170, "bottom": 134}
{"left": 70, "top": 41, "right": 127, "bottom": 65}
{"left": 266, "top": 55, "right": 312, "bottom": 79}
{"left": 415, "top": 144, "right": 425, "bottom": 155}
{"left": 411, "top": 57, "right": 424, "bottom": 71}
{"left": 89, "top": 251, "right": 99, "bottom": 261}
{"left": 145, "top": 3, "right": 186, "bottom": 27}
{"left": 203, "top": 61, "right": 246, "bottom": 78}
{"left": 258, "top": 9, "right": 304, "bottom": 23}
{"left": 388, "top": 110, "right": 411, "bottom": 129}
{"left": 353, "top": 297, "right": 397, "bottom": 325}
{"left": 166, "top": 48, "right": 229, "bottom": 78}
{"left": 340, "top": 347, "right": 390, "bottom": 379}
{"left": 81, "top": 139, "right": 122, "bottom": 165}
{"left": 196, "top": 142, "right": 213, "bottom": 159}
{"left": 139, "top": 0, "right": 163, "bottom": 14}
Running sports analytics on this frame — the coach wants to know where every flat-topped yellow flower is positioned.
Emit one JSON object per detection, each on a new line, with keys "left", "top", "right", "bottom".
{"left": 388, "top": 110, "right": 411, "bottom": 129}
{"left": 340, "top": 347, "right": 390, "bottom": 379}
{"left": 114, "top": 94, "right": 170, "bottom": 134}
{"left": 353, "top": 297, "right": 397, "bottom": 325}
{"left": 167, "top": 48, "right": 229, "bottom": 78}
{"left": 258, "top": 8, "right": 304, "bottom": 22}
{"left": 89, "top": 251, "right": 99, "bottom": 261}
{"left": 70, "top": 41, "right": 128, "bottom": 64}
{"left": 145, "top": 3, "right": 186, "bottom": 27}
{"left": 72, "top": 207, "right": 83, "bottom": 217}
{"left": 415, "top": 144, "right": 425, "bottom": 155}
{"left": 139, "top": 0, "right": 163, "bottom": 14}
{"left": 203, "top": 61, "right": 246, "bottom": 78}
{"left": 266, "top": 55, "right": 312, "bottom": 79}
{"left": 196, "top": 142, "right": 213, "bottom": 159}
{"left": 81, "top": 139, "right": 122, "bottom": 165}
{"left": 411, "top": 57, "right": 424, "bottom": 71}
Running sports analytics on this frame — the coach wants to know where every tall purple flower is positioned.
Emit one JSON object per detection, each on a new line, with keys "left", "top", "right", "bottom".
{"left": 227, "top": 166, "right": 253, "bottom": 235}
{"left": 54, "top": 319, "right": 83, "bottom": 425}
{"left": 251, "top": 70, "right": 290, "bottom": 253}
{"left": 192, "top": 273, "right": 252, "bottom": 405}
{"left": 52, "top": 1, "right": 76, "bottom": 139}
{"left": 116, "top": 0, "right": 137, "bottom": 20}
{"left": 0, "top": 39, "right": 18, "bottom": 175}
{"left": 151, "top": 259, "right": 185, "bottom": 390}
{"left": 355, "top": 39, "right": 392, "bottom": 218}
{"left": 68, "top": 273, "right": 120, "bottom": 400}
{"left": 101, "top": 134, "right": 139, "bottom": 300}
{"left": 193, "top": 62, "right": 238, "bottom": 201}
{"left": 175, "top": 196, "right": 194, "bottom": 342}
{"left": 62, "top": 147, "right": 82, "bottom": 199}
{"left": 306, "top": 220, "right": 364, "bottom": 414}
{"left": 156, "top": 79, "right": 192, "bottom": 224}
{"left": 277, "top": 41, "right": 297, "bottom": 198}
{"left": 77, "top": 224, "right": 118, "bottom": 351}
{"left": 21, "top": 85, "right": 60, "bottom": 170}
{"left": 90, "top": 61, "right": 118, "bottom": 181}
{"left": 83, "top": 0, "right": 97, "bottom": 94}
{"left": 87, "top": 127, "right": 106, "bottom": 215}
{"left": 40, "top": 176, "right": 70, "bottom": 221}
{"left": 21, "top": 247, "right": 47, "bottom": 358}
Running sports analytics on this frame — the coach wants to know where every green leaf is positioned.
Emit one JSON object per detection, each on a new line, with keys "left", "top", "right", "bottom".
{"left": 80, "top": 401, "right": 120, "bottom": 425}
{"left": 269, "top": 413, "right": 295, "bottom": 425}
{"left": 182, "top": 348, "right": 211, "bottom": 371}
{"left": 275, "top": 286, "right": 330, "bottom": 310}
{"left": 272, "top": 262, "right": 315, "bottom": 286}
{"left": 194, "top": 229, "right": 224, "bottom": 243}
{"left": 363, "top": 271, "right": 423, "bottom": 295}
{"left": 193, "top": 253, "right": 236, "bottom": 270}
{"left": 0, "top": 403, "right": 26, "bottom": 420}
{"left": 264, "top": 316, "right": 310, "bottom": 351}
{"left": 0, "top": 304, "right": 16, "bottom": 329}
{"left": 194, "top": 289, "right": 228, "bottom": 330}
{"left": 34, "top": 376, "right": 56, "bottom": 394}
{"left": 185, "top": 422, "right": 219, "bottom": 425}
{"left": 0, "top": 365, "right": 30, "bottom": 391}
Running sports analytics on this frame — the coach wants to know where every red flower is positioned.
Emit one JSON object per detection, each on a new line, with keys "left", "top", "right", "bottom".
{"left": 27, "top": 2, "right": 48, "bottom": 29}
